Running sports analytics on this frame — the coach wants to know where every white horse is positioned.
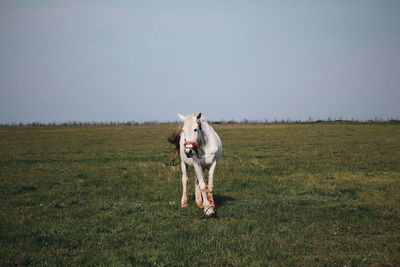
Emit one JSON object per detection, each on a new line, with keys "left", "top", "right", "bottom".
{"left": 176, "top": 112, "right": 222, "bottom": 217}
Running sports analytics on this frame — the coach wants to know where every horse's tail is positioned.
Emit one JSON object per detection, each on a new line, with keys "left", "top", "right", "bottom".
{"left": 167, "top": 127, "right": 181, "bottom": 165}
{"left": 167, "top": 127, "right": 181, "bottom": 150}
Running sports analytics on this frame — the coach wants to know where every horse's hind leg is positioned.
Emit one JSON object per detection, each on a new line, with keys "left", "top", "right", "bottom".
{"left": 181, "top": 162, "right": 189, "bottom": 208}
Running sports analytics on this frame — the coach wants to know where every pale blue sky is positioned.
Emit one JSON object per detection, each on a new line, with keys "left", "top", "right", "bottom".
{"left": 1, "top": 1, "right": 399, "bottom": 123}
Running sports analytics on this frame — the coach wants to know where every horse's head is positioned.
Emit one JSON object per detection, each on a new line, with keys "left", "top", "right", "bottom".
{"left": 178, "top": 112, "right": 203, "bottom": 158}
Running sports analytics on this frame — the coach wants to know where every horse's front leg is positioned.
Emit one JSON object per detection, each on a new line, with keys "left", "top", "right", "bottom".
{"left": 207, "top": 160, "right": 217, "bottom": 193}
{"left": 204, "top": 160, "right": 217, "bottom": 209}
{"left": 181, "top": 161, "right": 189, "bottom": 208}
{"left": 193, "top": 160, "right": 215, "bottom": 216}
{"left": 193, "top": 161, "right": 206, "bottom": 191}
{"left": 194, "top": 180, "right": 203, "bottom": 208}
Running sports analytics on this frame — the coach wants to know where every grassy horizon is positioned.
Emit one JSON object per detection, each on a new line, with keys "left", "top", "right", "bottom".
{"left": 1, "top": 123, "right": 399, "bottom": 265}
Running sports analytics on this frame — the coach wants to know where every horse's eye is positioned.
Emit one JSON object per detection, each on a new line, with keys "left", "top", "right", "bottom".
{"left": 194, "top": 129, "right": 198, "bottom": 132}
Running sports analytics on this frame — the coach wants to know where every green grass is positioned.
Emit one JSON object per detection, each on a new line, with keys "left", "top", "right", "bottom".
{"left": 1, "top": 123, "right": 399, "bottom": 266}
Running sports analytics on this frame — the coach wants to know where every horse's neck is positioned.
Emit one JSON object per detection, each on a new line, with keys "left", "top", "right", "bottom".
{"left": 199, "top": 121, "right": 212, "bottom": 146}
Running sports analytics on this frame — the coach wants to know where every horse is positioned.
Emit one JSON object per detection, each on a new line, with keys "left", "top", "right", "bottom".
{"left": 169, "top": 112, "right": 222, "bottom": 217}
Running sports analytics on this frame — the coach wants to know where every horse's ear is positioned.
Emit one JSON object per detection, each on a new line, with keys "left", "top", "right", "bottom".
{"left": 196, "top": 113, "right": 202, "bottom": 119}
{"left": 177, "top": 113, "right": 186, "bottom": 122}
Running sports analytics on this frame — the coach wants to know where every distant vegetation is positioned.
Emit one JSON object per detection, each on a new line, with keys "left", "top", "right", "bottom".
{"left": 1, "top": 117, "right": 399, "bottom": 127}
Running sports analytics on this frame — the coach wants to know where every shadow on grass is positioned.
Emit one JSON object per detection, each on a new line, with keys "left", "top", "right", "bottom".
{"left": 214, "top": 194, "right": 234, "bottom": 207}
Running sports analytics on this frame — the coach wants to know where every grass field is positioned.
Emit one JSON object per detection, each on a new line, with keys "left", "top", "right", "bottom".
{"left": 1, "top": 123, "right": 399, "bottom": 266}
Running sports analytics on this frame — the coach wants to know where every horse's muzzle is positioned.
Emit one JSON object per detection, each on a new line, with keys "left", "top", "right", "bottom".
{"left": 184, "top": 141, "right": 200, "bottom": 158}
{"left": 185, "top": 149, "right": 193, "bottom": 158}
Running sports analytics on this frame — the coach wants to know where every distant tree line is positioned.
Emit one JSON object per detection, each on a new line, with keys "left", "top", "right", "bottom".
{"left": 0, "top": 120, "right": 168, "bottom": 127}
{"left": 211, "top": 117, "right": 400, "bottom": 124}
{"left": 1, "top": 117, "right": 399, "bottom": 127}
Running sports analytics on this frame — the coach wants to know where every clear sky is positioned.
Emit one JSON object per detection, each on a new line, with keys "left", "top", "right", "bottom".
{"left": 1, "top": 1, "right": 399, "bottom": 123}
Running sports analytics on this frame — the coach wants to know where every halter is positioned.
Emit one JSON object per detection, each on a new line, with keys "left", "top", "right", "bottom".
{"left": 183, "top": 141, "right": 202, "bottom": 153}
{"left": 183, "top": 122, "right": 203, "bottom": 157}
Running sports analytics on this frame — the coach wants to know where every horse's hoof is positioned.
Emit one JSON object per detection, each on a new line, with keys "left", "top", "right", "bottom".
{"left": 181, "top": 201, "right": 188, "bottom": 208}
{"left": 196, "top": 202, "right": 204, "bottom": 209}
{"left": 204, "top": 207, "right": 215, "bottom": 217}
